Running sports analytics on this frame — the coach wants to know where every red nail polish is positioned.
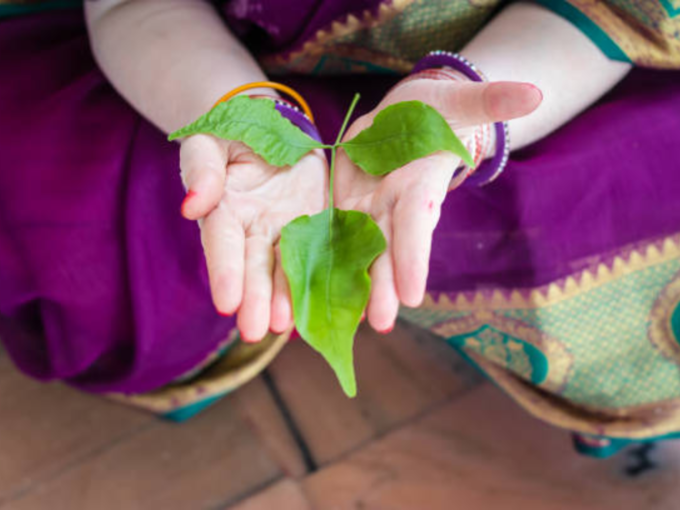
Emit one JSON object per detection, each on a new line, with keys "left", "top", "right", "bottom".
{"left": 216, "top": 309, "right": 233, "bottom": 317}
{"left": 181, "top": 190, "right": 197, "bottom": 217}
{"left": 377, "top": 324, "right": 394, "bottom": 335}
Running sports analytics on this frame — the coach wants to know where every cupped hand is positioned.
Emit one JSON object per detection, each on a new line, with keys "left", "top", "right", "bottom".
{"left": 180, "top": 134, "right": 327, "bottom": 342}
{"left": 334, "top": 78, "right": 542, "bottom": 333}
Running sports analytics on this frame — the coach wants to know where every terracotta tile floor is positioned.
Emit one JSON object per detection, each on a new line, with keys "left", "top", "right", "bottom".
{"left": 1, "top": 324, "right": 679, "bottom": 510}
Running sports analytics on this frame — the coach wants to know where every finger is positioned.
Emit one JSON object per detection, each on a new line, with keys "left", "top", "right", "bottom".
{"left": 179, "top": 134, "right": 228, "bottom": 220}
{"left": 238, "top": 235, "right": 275, "bottom": 343}
{"left": 393, "top": 197, "right": 435, "bottom": 307}
{"left": 270, "top": 245, "right": 293, "bottom": 334}
{"left": 435, "top": 80, "right": 542, "bottom": 126}
{"left": 200, "top": 204, "right": 245, "bottom": 316}
{"left": 367, "top": 214, "right": 400, "bottom": 334}
{"left": 392, "top": 158, "right": 451, "bottom": 307}
{"left": 384, "top": 79, "right": 542, "bottom": 127}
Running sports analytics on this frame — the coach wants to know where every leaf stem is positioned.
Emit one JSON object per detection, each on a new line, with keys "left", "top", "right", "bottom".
{"left": 329, "top": 93, "right": 361, "bottom": 216}
{"left": 335, "top": 94, "right": 361, "bottom": 146}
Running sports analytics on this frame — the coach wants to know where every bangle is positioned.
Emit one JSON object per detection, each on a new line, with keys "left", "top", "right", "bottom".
{"left": 412, "top": 51, "right": 510, "bottom": 187}
{"left": 274, "top": 97, "right": 322, "bottom": 143}
{"left": 400, "top": 67, "right": 491, "bottom": 188}
{"left": 214, "top": 82, "right": 321, "bottom": 143}
{"left": 213, "top": 81, "right": 315, "bottom": 123}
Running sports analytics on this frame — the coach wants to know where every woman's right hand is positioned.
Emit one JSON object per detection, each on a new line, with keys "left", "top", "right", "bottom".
{"left": 333, "top": 79, "right": 542, "bottom": 334}
{"left": 179, "top": 133, "right": 328, "bottom": 342}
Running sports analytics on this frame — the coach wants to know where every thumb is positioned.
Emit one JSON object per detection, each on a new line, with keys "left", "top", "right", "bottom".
{"left": 179, "top": 134, "right": 228, "bottom": 220}
{"left": 383, "top": 79, "right": 543, "bottom": 127}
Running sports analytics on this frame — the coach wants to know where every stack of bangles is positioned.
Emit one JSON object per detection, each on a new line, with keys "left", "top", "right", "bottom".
{"left": 213, "top": 81, "right": 323, "bottom": 144}
{"left": 213, "top": 50, "right": 509, "bottom": 188}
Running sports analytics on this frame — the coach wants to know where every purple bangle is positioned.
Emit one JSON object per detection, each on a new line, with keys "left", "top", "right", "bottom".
{"left": 412, "top": 50, "right": 510, "bottom": 187}
{"left": 274, "top": 101, "right": 322, "bottom": 143}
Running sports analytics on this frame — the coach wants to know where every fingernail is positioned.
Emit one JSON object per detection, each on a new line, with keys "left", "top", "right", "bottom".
{"left": 487, "top": 82, "right": 542, "bottom": 119}
{"left": 181, "top": 190, "right": 197, "bottom": 217}
{"left": 240, "top": 331, "right": 259, "bottom": 343}
{"left": 377, "top": 324, "right": 394, "bottom": 335}
{"left": 529, "top": 83, "right": 544, "bottom": 103}
{"left": 519, "top": 83, "right": 543, "bottom": 112}
{"left": 216, "top": 309, "right": 233, "bottom": 317}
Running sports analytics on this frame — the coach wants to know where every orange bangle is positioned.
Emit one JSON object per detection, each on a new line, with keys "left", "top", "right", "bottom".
{"left": 213, "top": 81, "right": 315, "bottom": 123}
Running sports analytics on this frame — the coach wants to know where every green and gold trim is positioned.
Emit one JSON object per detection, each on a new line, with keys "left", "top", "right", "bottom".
{"left": 401, "top": 234, "right": 680, "bottom": 440}
{"left": 533, "top": 0, "right": 630, "bottom": 63}
{"left": 660, "top": 0, "right": 680, "bottom": 18}
{"left": 107, "top": 330, "right": 291, "bottom": 421}
{"left": 534, "top": 0, "right": 680, "bottom": 68}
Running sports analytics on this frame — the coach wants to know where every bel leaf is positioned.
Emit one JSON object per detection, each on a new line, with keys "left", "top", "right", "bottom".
{"left": 340, "top": 100, "right": 474, "bottom": 175}
{"left": 168, "top": 96, "right": 325, "bottom": 167}
{"left": 280, "top": 207, "right": 386, "bottom": 397}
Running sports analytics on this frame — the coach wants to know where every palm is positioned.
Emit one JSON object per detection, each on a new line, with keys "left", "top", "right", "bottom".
{"left": 334, "top": 135, "right": 464, "bottom": 333}
{"left": 335, "top": 148, "right": 461, "bottom": 211}
{"left": 180, "top": 134, "right": 326, "bottom": 342}
{"left": 219, "top": 142, "right": 326, "bottom": 237}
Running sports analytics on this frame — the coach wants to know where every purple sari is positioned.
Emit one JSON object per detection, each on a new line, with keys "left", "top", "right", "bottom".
{"left": 1, "top": 2, "right": 680, "bottom": 450}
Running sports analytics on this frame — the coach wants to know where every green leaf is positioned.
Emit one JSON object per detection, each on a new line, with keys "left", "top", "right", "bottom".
{"left": 280, "top": 207, "right": 386, "bottom": 397}
{"left": 168, "top": 96, "right": 325, "bottom": 167}
{"left": 340, "top": 100, "right": 474, "bottom": 175}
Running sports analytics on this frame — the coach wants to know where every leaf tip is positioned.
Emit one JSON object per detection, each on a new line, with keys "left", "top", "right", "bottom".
{"left": 340, "top": 375, "right": 357, "bottom": 398}
{"left": 323, "top": 346, "right": 357, "bottom": 398}
{"left": 460, "top": 146, "right": 475, "bottom": 168}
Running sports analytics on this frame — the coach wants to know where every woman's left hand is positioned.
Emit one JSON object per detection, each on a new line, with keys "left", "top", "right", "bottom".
{"left": 333, "top": 78, "right": 542, "bottom": 333}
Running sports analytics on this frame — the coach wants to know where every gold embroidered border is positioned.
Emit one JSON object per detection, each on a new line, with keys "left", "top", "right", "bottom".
{"left": 422, "top": 235, "right": 680, "bottom": 312}
{"left": 648, "top": 271, "right": 680, "bottom": 363}
{"left": 421, "top": 233, "right": 680, "bottom": 439}
{"left": 261, "top": 0, "right": 416, "bottom": 73}
{"left": 107, "top": 330, "right": 290, "bottom": 414}
{"left": 476, "top": 356, "right": 680, "bottom": 439}
{"left": 567, "top": 0, "right": 680, "bottom": 68}
{"left": 432, "top": 311, "right": 574, "bottom": 394}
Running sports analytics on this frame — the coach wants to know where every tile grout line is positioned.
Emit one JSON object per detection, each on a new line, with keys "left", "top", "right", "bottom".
{"left": 307, "top": 379, "right": 487, "bottom": 471}
{"left": 261, "top": 369, "right": 318, "bottom": 473}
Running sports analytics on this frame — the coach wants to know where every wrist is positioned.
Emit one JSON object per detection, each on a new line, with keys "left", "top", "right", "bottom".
{"left": 409, "top": 51, "right": 510, "bottom": 187}
{"left": 234, "top": 87, "right": 281, "bottom": 100}
{"left": 218, "top": 82, "right": 322, "bottom": 143}
{"left": 392, "top": 69, "right": 495, "bottom": 188}
{"left": 175, "top": 82, "right": 320, "bottom": 147}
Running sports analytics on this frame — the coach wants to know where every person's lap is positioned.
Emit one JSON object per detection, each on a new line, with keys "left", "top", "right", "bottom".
{"left": 3, "top": 11, "right": 680, "bottom": 445}
{"left": 0, "top": 11, "right": 236, "bottom": 394}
